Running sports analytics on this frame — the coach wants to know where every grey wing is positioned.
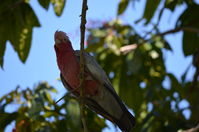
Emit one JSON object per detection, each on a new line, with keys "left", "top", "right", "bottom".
{"left": 74, "top": 51, "right": 136, "bottom": 131}
{"left": 74, "top": 50, "right": 114, "bottom": 91}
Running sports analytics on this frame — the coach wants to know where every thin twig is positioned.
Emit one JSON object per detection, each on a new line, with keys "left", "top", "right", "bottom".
{"left": 158, "top": 26, "right": 199, "bottom": 36}
{"left": 79, "top": 0, "right": 88, "bottom": 132}
{"left": 120, "top": 44, "right": 137, "bottom": 54}
{"left": 119, "top": 26, "right": 199, "bottom": 54}
{"left": 55, "top": 92, "right": 77, "bottom": 104}
{"left": 142, "top": 0, "right": 165, "bottom": 39}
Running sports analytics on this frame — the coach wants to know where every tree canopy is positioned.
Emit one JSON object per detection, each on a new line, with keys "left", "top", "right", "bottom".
{"left": 1, "top": 0, "right": 199, "bottom": 131}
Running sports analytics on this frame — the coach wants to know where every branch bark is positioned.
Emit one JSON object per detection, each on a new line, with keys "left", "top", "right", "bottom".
{"left": 79, "top": 0, "right": 88, "bottom": 132}
{"left": 120, "top": 26, "right": 199, "bottom": 54}
{"left": 182, "top": 123, "right": 199, "bottom": 132}
{"left": 158, "top": 26, "right": 199, "bottom": 36}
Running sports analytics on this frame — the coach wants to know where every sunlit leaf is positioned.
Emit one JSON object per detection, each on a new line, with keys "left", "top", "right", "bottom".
{"left": 0, "top": 2, "right": 40, "bottom": 65}
{"left": 91, "top": 29, "right": 107, "bottom": 37}
{"left": 43, "top": 111, "right": 55, "bottom": 117}
{"left": 67, "top": 99, "right": 80, "bottom": 125}
{"left": 44, "top": 92, "right": 53, "bottom": 104}
{"left": 51, "top": 0, "right": 66, "bottom": 16}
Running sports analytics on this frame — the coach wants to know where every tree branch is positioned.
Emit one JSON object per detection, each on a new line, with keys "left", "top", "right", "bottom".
{"left": 158, "top": 26, "right": 199, "bottom": 36}
{"left": 79, "top": 0, "right": 88, "bottom": 132}
{"left": 120, "top": 44, "right": 137, "bottom": 54}
{"left": 182, "top": 123, "right": 199, "bottom": 132}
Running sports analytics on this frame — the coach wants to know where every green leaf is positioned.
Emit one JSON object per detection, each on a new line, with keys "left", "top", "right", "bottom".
{"left": 164, "top": 40, "right": 172, "bottom": 51}
{"left": 50, "top": 88, "right": 58, "bottom": 93}
{"left": 167, "top": 73, "right": 181, "bottom": 92}
{"left": 143, "top": 0, "right": 161, "bottom": 24}
{"left": 0, "top": 2, "right": 40, "bottom": 65}
{"left": 117, "top": 0, "right": 129, "bottom": 15}
{"left": 177, "top": 4, "right": 199, "bottom": 27}
{"left": 66, "top": 99, "right": 80, "bottom": 126}
{"left": 177, "top": 4, "right": 199, "bottom": 56}
{"left": 14, "top": 3, "right": 40, "bottom": 62}
{"left": 117, "top": 61, "right": 143, "bottom": 113}
{"left": 0, "top": 40, "right": 6, "bottom": 68}
{"left": 38, "top": 0, "right": 50, "bottom": 10}
{"left": 0, "top": 112, "right": 18, "bottom": 131}
{"left": 44, "top": 92, "right": 53, "bottom": 104}
{"left": 86, "top": 43, "right": 103, "bottom": 52}
{"left": 183, "top": 31, "right": 199, "bottom": 56}
{"left": 43, "top": 111, "right": 55, "bottom": 117}
{"left": 165, "top": 0, "right": 183, "bottom": 11}
{"left": 51, "top": 0, "right": 66, "bottom": 16}
{"left": 91, "top": 29, "right": 107, "bottom": 37}
{"left": 181, "top": 64, "right": 191, "bottom": 83}
{"left": 28, "top": 98, "right": 43, "bottom": 118}
{"left": 0, "top": 0, "right": 10, "bottom": 68}
{"left": 86, "top": 109, "right": 106, "bottom": 132}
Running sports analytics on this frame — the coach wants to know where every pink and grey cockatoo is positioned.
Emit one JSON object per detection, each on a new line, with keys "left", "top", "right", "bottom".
{"left": 54, "top": 31, "right": 135, "bottom": 132}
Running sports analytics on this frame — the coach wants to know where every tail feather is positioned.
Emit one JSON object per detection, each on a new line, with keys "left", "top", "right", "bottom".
{"left": 116, "top": 110, "right": 136, "bottom": 132}
{"left": 85, "top": 97, "right": 135, "bottom": 132}
{"left": 103, "top": 84, "right": 136, "bottom": 132}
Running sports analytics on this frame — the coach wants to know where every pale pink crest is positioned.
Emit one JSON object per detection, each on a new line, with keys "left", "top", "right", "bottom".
{"left": 54, "top": 30, "right": 69, "bottom": 43}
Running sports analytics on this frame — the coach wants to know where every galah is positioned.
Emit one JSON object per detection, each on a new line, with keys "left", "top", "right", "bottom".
{"left": 54, "top": 31, "right": 135, "bottom": 132}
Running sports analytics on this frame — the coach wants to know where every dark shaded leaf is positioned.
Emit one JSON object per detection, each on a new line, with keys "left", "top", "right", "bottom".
{"left": 117, "top": 0, "right": 129, "bottom": 15}
{"left": 164, "top": 40, "right": 172, "bottom": 51}
{"left": 86, "top": 43, "right": 104, "bottom": 52}
{"left": 0, "top": 112, "right": 18, "bottom": 131}
{"left": 181, "top": 64, "right": 191, "bottom": 83}
{"left": 38, "top": 0, "right": 50, "bottom": 10}
{"left": 86, "top": 109, "right": 107, "bottom": 132}
{"left": 183, "top": 31, "right": 199, "bottom": 56}
{"left": 177, "top": 4, "right": 199, "bottom": 27}
{"left": 176, "top": 4, "right": 199, "bottom": 56}
{"left": 0, "top": 40, "right": 6, "bottom": 68}
{"left": 165, "top": 0, "right": 183, "bottom": 11}
{"left": 143, "top": 0, "right": 161, "bottom": 24}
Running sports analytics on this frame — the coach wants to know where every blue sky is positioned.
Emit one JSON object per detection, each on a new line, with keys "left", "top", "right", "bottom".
{"left": 0, "top": 0, "right": 195, "bottom": 131}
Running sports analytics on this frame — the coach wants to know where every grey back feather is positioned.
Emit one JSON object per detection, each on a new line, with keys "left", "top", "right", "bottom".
{"left": 74, "top": 50, "right": 115, "bottom": 91}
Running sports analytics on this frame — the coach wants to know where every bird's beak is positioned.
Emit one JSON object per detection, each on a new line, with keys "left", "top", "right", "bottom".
{"left": 55, "top": 39, "right": 61, "bottom": 46}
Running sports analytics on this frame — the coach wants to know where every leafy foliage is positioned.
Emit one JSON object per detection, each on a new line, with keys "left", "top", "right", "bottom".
{"left": 86, "top": 20, "right": 199, "bottom": 131}
{"left": 0, "top": 82, "right": 106, "bottom": 132}
{"left": 176, "top": 3, "right": 199, "bottom": 56}
{"left": 143, "top": 0, "right": 160, "bottom": 24}
{"left": 0, "top": 0, "right": 66, "bottom": 68}
{"left": 38, "top": 0, "right": 66, "bottom": 16}
{"left": 1, "top": 0, "right": 199, "bottom": 131}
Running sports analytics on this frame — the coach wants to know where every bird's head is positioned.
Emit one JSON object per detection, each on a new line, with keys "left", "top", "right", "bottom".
{"left": 54, "top": 31, "right": 72, "bottom": 50}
